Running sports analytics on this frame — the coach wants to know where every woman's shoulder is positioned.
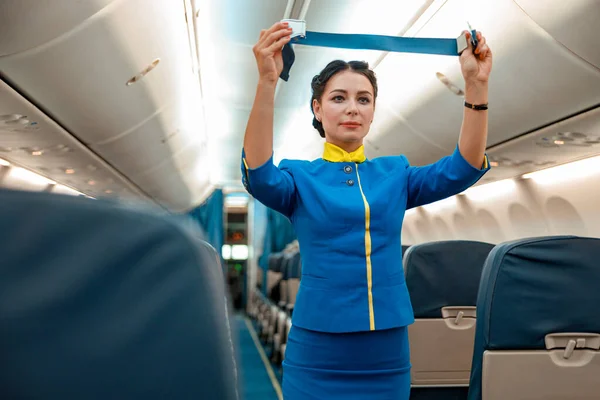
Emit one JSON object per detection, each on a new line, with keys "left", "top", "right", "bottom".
{"left": 277, "top": 157, "right": 325, "bottom": 171}
{"left": 369, "top": 154, "right": 410, "bottom": 168}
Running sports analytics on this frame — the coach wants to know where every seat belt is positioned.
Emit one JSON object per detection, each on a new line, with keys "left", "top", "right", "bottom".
{"left": 279, "top": 19, "right": 477, "bottom": 81}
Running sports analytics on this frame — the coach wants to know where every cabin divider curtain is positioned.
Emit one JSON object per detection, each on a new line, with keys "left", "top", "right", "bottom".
{"left": 188, "top": 189, "right": 224, "bottom": 269}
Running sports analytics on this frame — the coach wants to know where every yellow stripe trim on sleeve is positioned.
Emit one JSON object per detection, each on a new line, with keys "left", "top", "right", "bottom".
{"left": 355, "top": 163, "right": 375, "bottom": 331}
{"left": 243, "top": 157, "right": 250, "bottom": 182}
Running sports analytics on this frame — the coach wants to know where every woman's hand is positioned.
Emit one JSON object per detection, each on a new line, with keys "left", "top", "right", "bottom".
{"left": 459, "top": 31, "right": 492, "bottom": 86}
{"left": 252, "top": 22, "right": 293, "bottom": 84}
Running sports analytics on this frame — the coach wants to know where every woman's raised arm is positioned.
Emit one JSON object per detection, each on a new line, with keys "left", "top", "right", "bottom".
{"left": 243, "top": 21, "right": 293, "bottom": 168}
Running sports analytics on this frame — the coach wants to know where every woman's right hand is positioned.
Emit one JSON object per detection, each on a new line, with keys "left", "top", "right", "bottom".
{"left": 252, "top": 22, "right": 293, "bottom": 84}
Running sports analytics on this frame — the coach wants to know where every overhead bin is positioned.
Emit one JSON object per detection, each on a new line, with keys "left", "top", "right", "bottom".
{"left": 513, "top": 0, "right": 600, "bottom": 69}
{"left": 0, "top": 0, "right": 208, "bottom": 211}
{"left": 369, "top": 0, "right": 600, "bottom": 163}
{"left": 0, "top": 79, "right": 148, "bottom": 201}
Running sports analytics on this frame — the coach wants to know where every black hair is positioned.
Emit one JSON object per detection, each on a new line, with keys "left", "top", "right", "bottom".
{"left": 310, "top": 60, "right": 378, "bottom": 138}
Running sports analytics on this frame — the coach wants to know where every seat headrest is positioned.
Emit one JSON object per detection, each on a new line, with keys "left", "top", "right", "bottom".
{"left": 0, "top": 189, "right": 239, "bottom": 399}
{"left": 475, "top": 235, "right": 600, "bottom": 350}
{"left": 268, "top": 252, "right": 283, "bottom": 272}
{"left": 404, "top": 240, "right": 494, "bottom": 318}
{"left": 288, "top": 252, "right": 302, "bottom": 279}
{"left": 281, "top": 251, "right": 296, "bottom": 279}
{"left": 468, "top": 235, "right": 600, "bottom": 400}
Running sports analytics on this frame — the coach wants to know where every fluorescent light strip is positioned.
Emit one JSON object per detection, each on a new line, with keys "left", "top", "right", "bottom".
{"left": 9, "top": 167, "right": 56, "bottom": 186}
{"left": 522, "top": 155, "right": 600, "bottom": 185}
{"left": 465, "top": 179, "right": 516, "bottom": 201}
{"left": 0, "top": 158, "right": 10, "bottom": 167}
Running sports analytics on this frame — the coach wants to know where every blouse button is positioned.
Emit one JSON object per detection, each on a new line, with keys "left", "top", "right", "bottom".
{"left": 346, "top": 179, "right": 354, "bottom": 186}
{"left": 344, "top": 165, "right": 353, "bottom": 173}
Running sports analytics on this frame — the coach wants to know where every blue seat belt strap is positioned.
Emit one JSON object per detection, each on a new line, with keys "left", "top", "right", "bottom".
{"left": 279, "top": 20, "right": 474, "bottom": 81}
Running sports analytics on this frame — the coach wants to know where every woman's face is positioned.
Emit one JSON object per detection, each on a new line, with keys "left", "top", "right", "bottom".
{"left": 313, "top": 70, "right": 375, "bottom": 151}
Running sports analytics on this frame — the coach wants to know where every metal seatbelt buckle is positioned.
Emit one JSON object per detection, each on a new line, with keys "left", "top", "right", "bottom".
{"left": 456, "top": 31, "right": 468, "bottom": 55}
{"left": 281, "top": 19, "right": 306, "bottom": 40}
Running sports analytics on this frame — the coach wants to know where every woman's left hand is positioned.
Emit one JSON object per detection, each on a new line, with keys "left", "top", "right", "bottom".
{"left": 459, "top": 30, "right": 492, "bottom": 85}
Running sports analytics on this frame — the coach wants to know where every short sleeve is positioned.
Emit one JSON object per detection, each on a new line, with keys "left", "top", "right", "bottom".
{"left": 405, "top": 145, "right": 491, "bottom": 209}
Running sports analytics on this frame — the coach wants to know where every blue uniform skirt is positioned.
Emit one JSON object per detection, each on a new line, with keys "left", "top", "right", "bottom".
{"left": 282, "top": 325, "right": 411, "bottom": 399}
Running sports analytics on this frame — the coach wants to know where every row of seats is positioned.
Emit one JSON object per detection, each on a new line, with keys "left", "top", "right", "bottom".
{"left": 248, "top": 243, "right": 302, "bottom": 366}
{"left": 0, "top": 189, "right": 239, "bottom": 399}
{"left": 405, "top": 237, "right": 600, "bottom": 399}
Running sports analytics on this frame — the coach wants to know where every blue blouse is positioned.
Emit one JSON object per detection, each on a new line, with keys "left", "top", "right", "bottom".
{"left": 241, "top": 143, "right": 490, "bottom": 333}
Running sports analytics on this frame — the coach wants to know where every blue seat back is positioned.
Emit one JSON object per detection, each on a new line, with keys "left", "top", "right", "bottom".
{"left": 404, "top": 240, "right": 494, "bottom": 318}
{"left": 468, "top": 235, "right": 600, "bottom": 400}
{"left": 268, "top": 252, "right": 283, "bottom": 273}
{"left": 0, "top": 189, "right": 239, "bottom": 399}
{"left": 401, "top": 244, "right": 410, "bottom": 259}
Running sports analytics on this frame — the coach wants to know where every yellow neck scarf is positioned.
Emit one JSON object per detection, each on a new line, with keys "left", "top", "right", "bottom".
{"left": 322, "top": 142, "right": 366, "bottom": 163}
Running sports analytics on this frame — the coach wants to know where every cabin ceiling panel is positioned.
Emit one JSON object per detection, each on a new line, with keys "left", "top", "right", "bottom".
{"left": 92, "top": 98, "right": 203, "bottom": 175}
{"left": 0, "top": 0, "right": 198, "bottom": 145}
{"left": 483, "top": 105, "right": 600, "bottom": 183}
{"left": 0, "top": 0, "right": 116, "bottom": 56}
{"left": 371, "top": 0, "right": 600, "bottom": 166}
{"left": 0, "top": 0, "right": 208, "bottom": 211}
{"left": 130, "top": 141, "right": 209, "bottom": 211}
{"left": 0, "top": 78, "right": 148, "bottom": 202}
{"left": 514, "top": 0, "right": 600, "bottom": 69}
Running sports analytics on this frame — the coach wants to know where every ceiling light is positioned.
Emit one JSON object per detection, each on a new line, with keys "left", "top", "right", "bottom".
{"left": 0, "top": 158, "right": 9, "bottom": 166}
{"left": 9, "top": 167, "right": 56, "bottom": 186}
{"left": 88, "top": 180, "right": 96, "bottom": 185}
{"left": 554, "top": 140, "right": 564, "bottom": 145}
{"left": 225, "top": 195, "right": 249, "bottom": 207}
{"left": 32, "top": 151, "right": 43, "bottom": 156}
{"left": 522, "top": 155, "right": 600, "bottom": 185}
{"left": 465, "top": 179, "right": 516, "bottom": 201}
{"left": 105, "top": 190, "right": 113, "bottom": 194}
{"left": 65, "top": 169, "right": 75, "bottom": 174}
{"left": 52, "top": 184, "right": 83, "bottom": 196}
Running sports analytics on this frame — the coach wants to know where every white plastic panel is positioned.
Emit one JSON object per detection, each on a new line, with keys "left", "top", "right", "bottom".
{"left": 514, "top": 0, "right": 600, "bottom": 69}
{"left": 130, "top": 142, "right": 210, "bottom": 211}
{"left": 0, "top": 0, "right": 116, "bottom": 56}
{"left": 371, "top": 0, "right": 600, "bottom": 162}
{"left": 0, "top": 0, "right": 209, "bottom": 210}
{"left": 483, "top": 105, "right": 600, "bottom": 183}
{"left": 0, "top": 79, "right": 147, "bottom": 200}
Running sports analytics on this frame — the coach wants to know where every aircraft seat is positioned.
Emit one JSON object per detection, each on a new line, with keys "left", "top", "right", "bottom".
{"left": 266, "top": 252, "right": 284, "bottom": 301}
{"left": 468, "top": 236, "right": 600, "bottom": 400}
{"left": 286, "top": 251, "right": 302, "bottom": 315}
{"left": 404, "top": 240, "right": 494, "bottom": 393}
{"left": 278, "top": 251, "right": 294, "bottom": 309}
{"left": 401, "top": 244, "right": 411, "bottom": 259}
{"left": 0, "top": 189, "right": 239, "bottom": 399}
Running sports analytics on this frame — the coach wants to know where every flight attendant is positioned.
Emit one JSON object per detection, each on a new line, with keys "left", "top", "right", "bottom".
{"left": 241, "top": 21, "right": 492, "bottom": 399}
